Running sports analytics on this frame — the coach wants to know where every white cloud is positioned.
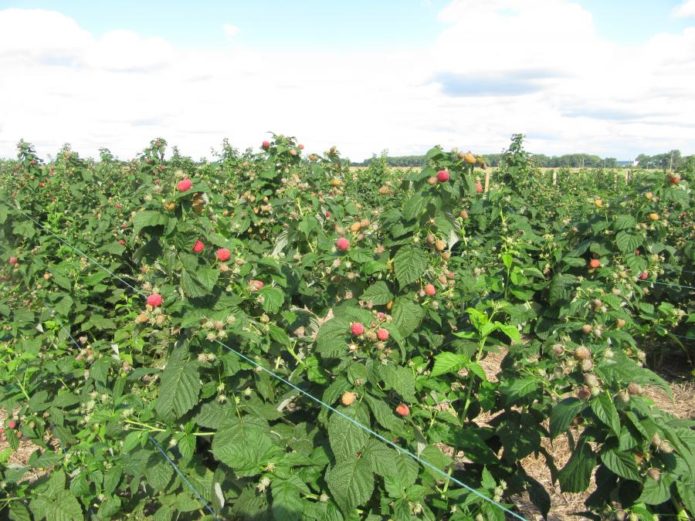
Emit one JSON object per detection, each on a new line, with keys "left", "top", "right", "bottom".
{"left": 674, "top": 0, "right": 695, "bottom": 18}
{"left": 0, "top": 3, "right": 693, "bottom": 162}
{"left": 223, "top": 24, "right": 240, "bottom": 38}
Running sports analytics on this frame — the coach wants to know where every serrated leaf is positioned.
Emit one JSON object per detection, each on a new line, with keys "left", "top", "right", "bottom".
{"left": 676, "top": 480, "right": 695, "bottom": 515}
{"left": 558, "top": 441, "right": 596, "bottom": 493}
{"left": 328, "top": 407, "right": 370, "bottom": 461}
{"left": 365, "top": 395, "right": 406, "bottom": 435}
{"left": 326, "top": 458, "right": 374, "bottom": 514}
{"left": 272, "top": 476, "right": 308, "bottom": 521}
{"left": 133, "top": 210, "right": 169, "bottom": 235}
{"left": 600, "top": 449, "right": 641, "bottom": 481}
{"left": 500, "top": 377, "right": 539, "bottom": 406}
{"left": 616, "top": 231, "right": 643, "bottom": 254}
{"left": 53, "top": 491, "right": 83, "bottom": 521}
{"left": 613, "top": 215, "right": 636, "bottom": 230}
{"left": 103, "top": 465, "right": 122, "bottom": 496}
{"left": 155, "top": 352, "right": 201, "bottom": 420}
{"left": 316, "top": 318, "right": 349, "bottom": 358}
{"left": 391, "top": 299, "right": 424, "bottom": 339}
{"left": 402, "top": 194, "right": 426, "bottom": 220}
{"left": 212, "top": 417, "right": 277, "bottom": 477}
{"left": 360, "top": 281, "right": 393, "bottom": 306}
{"left": 638, "top": 476, "right": 672, "bottom": 505}
{"left": 393, "top": 246, "right": 427, "bottom": 288}
{"left": 259, "top": 286, "right": 284, "bottom": 313}
{"left": 145, "top": 455, "right": 174, "bottom": 491}
{"left": 549, "top": 274, "right": 575, "bottom": 306}
{"left": 550, "top": 398, "right": 586, "bottom": 438}
{"left": 9, "top": 502, "right": 32, "bottom": 521}
{"left": 379, "top": 365, "right": 416, "bottom": 402}
{"left": 181, "top": 268, "right": 219, "bottom": 298}
{"left": 431, "top": 352, "right": 467, "bottom": 377}
{"left": 591, "top": 393, "right": 620, "bottom": 436}
{"left": 363, "top": 439, "right": 398, "bottom": 478}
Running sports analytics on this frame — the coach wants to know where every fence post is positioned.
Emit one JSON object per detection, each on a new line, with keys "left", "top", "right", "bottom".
{"left": 484, "top": 171, "right": 490, "bottom": 193}
{"left": 552, "top": 170, "right": 557, "bottom": 186}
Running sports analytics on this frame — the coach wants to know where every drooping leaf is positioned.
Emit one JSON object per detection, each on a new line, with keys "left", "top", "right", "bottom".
{"left": 325, "top": 458, "right": 374, "bottom": 514}
{"left": 155, "top": 351, "right": 201, "bottom": 420}
{"left": 393, "top": 246, "right": 427, "bottom": 288}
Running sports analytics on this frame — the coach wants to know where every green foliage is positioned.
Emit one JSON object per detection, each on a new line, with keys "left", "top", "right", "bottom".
{"left": 0, "top": 133, "right": 692, "bottom": 520}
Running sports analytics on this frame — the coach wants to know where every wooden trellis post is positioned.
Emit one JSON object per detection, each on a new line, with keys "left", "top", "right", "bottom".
{"left": 484, "top": 171, "right": 490, "bottom": 193}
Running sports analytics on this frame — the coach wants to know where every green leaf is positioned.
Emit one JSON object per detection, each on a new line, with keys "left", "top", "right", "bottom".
{"left": 316, "top": 318, "right": 349, "bottom": 358}
{"left": 326, "top": 458, "right": 374, "bottom": 514}
{"left": 259, "top": 286, "right": 284, "bottom": 314}
{"left": 676, "top": 480, "right": 695, "bottom": 515}
{"left": 194, "top": 402, "right": 235, "bottom": 429}
{"left": 9, "top": 502, "right": 32, "bottom": 521}
{"left": 613, "top": 215, "right": 636, "bottom": 230}
{"left": 54, "top": 295, "right": 73, "bottom": 316}
{"left": 393, "top": 246, "right": 427, "bottom": 288}
{"left": 615, "top": 231, "right": 643, "bottom": 254}
{"left": 103, "top": 465, "right": 122, "bottom": 496}
{"left": 391, "top": 299, "right": 424, "bottom": 339}
{"left": 638, "top": 476, "right": 672, "bottom": 505}
{"left": 361, "top": 281, "right": 393, "bottom": 306}
{"left": 558, "top": 441, "right": 596, "bottom": 493}
{"left": 272, "top": 476, "right": 308, "bottom": 521}
{"left": 365, "top": 395, "right": 406, "bottom": 435}
{"left": 379, "top": 365, "right": 416, "bottom": 402}
{"left": 212, "top": 417, "right": 277, "bottom": 477}
{"left": 548, "top": 274, "right": 575, "bottom": 306}
{"left": 181, "top": 267, "right": 219, "bottom": 298}
{"left": 383, "top": 454, "right": 419, "bottom": 499}
{"left": 402, "top": 194, "right": 426, "bottom": 220}
{"left": 500, "top": 377, "right": 539, "bottom": 406}
{"left": 328, "top": 408, "right": 370, "bottom": 461}
{"left": 591, "top": 393, "right": 620, "bottom": 436}
{"left": 155, "top": 351, "right": 201, "bottom": 420}
{"left": 431, "top": 352, "right": 467, "bottom": 377}
{"left": 53, "top": 491, "right": 83, "bottom": 521}
{"left": 363, "top": 439, "right": 398, "bottom": 477}
{"left": 550, "top": 398, "right": 586, "bottom": 438}
{"left": 145, "top": 455, "right": 174, "bottom": 491}
{"left": 600, "top": 449, "right": 641, "bottom": 481}
{"left": 133, "top": 210, "right": 169, "bottom": 235}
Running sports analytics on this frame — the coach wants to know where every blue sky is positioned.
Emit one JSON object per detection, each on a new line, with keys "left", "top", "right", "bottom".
{"left": 0, "top": 1, "right": 694, "bottom": 160}
{"left": 3, "top": 0, "right": 689, "bottom": 48}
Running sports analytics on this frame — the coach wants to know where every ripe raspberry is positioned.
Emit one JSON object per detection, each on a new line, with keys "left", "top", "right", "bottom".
{"left": 146, "top": 293, "right": 163, "bottom": 307}
{"left": 216, "top": 248, "right": 231, "bottom": 262}
{"left": 262, "top": 140, "right": 271, "bottom": 150}
{"left": 335, "top": 237, "right": 350, "bottom": 252}
{"left": 177, "top": 179, "right": 192, "bottom": 192}
{"left": 376, "top": 328, "right": 389, "bottom": 341}
{"left": 588, "top": 258, "right": 601, "bottom": 269}
{"left": 436, "top": 170, "right": 450, "bottom": 182}
{"left": 350, "top": 322, "right": 365, "bottom": 336}
{"left": 192, "top": 240, "right": 205, "bottom": 253}
{"left": 424, "top": 284, "right": 436, "bottom": 297}
{"left": 395, "top": 403, "right": 410, "bottom": 417}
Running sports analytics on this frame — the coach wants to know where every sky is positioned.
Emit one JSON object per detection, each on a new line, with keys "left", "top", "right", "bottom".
{"left": 0, "top": 0, "right": 694, "bottom": 161}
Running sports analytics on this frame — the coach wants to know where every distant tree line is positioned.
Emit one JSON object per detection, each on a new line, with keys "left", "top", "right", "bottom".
{"left": 355, "top": 150, "right": 694, "bottom": 169}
